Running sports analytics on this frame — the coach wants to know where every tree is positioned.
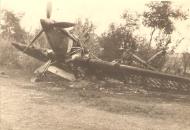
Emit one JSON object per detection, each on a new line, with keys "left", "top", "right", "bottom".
{"left": 71, "top": 18, "right": 101, "bottom": 57}
{"left": 143, "top": 1, "right": 187, "bottom": 47}
{"left": 0, "top": 9, "right": 26, "bottom": 42}
{"left": 72, "top": 18, "right": 95, "bottom": 42}
{"left": 142, "top": 1, "right": 188, "bottom": 70}
{"left": 99, "top": 11, "right": 139, "bottom": 61}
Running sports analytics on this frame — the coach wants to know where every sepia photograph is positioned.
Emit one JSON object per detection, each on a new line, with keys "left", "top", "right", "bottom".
{"left": 0, "top": 0, "right": 190, "bottom": 130}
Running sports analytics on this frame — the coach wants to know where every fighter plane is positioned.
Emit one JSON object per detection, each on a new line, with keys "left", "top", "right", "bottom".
{"left": 12, "top": 2, "right": 190, "bottom": 90}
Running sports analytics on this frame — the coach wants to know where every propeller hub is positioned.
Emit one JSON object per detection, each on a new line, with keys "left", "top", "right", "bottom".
{"left": 40, "top": 19, "right": 54, "bottom": 30}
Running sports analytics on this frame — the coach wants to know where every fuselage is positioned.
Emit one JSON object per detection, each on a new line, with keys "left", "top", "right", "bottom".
{"left": 40, "top": 19, "right": 74, "bottom": 62}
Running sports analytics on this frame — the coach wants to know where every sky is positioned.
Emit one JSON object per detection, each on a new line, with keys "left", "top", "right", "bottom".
{"left": 1, "top": 0, "right": 190, "bottom": 52}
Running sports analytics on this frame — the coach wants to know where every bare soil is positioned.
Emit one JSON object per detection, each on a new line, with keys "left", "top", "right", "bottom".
{"left": 1, "top": 67, "right": 190, "bottom": 130}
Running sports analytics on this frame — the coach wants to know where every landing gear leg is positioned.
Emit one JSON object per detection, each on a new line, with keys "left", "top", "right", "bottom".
{"left": 31, "top": 60, "right": 53, "bottom": 82}
{"left": 31, "top": 73, "right": 45, "bottom": 82}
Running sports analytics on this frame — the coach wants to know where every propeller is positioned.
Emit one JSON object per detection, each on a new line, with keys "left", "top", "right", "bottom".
{"left": 24, "top": 2, "right": 52, "bottom": 51}
{"left": 24, "top": 1, "right": 76, "bottom": 52}
{"left": 52, "top": 22, "right": 75, "bottom": 28}
{"left": 46, "top": 1, "right": 52, "bottom": 19}
{"left": 23, "top": 29, "right": 43, "bottom": 52}
{"left": 46, "top": 1, "right": 75, "bottom": 28}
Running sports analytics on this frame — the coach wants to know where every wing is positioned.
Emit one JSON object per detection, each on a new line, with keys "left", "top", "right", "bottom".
{"left": 47, "top": 65, "right": 76, "bottom": 81}
{"left": 73, "top": 58, "right": 190, "bottom": 91}
{"left": 12, "top": 42, "right": 49, "bottom": 62}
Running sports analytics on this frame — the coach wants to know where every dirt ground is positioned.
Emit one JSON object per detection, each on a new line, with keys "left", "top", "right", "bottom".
{"left": 1, "top": 67, "right": 190, "bottom": 130}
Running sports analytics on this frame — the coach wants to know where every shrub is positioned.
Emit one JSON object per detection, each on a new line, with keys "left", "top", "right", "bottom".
{"left": 0, "top": 38, "right": 41, "bottom": 72}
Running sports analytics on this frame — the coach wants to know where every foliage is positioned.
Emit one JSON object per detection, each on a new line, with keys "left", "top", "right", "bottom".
{"left": 135, "top": 38, "right": 155, "bottom": 60}
{"left": 0, "top": 37, "right": 41, "bottom": 71}
{"left": 0, "top": 10, "right": 41, "bottom": 71}
{"left": 0, "top": 9, "right": 26, "bottom": 42}
{"left": 143, "top": 1, "right": 187, "bottom": 34}
{"left": 0, "top": 38, "right": 20, "bottom": 67}
{"left": 141, "top": 1, "right": 188, "bottom": 69}
{"left": 71, "top": 18, "right": 101, "bottom": 57}
{"left": 182, "top": 52, "right": 190, "bottom": 74}
{"left": 72, "top": 18, "right": 95, "bottom": 42}
{"left": 143, "top": 1, "right": 188, "bottom": 54}
{"left": 99, "top": 2, "right": 188, "bottom": 71}
{"left": 32, "top": 29, "right": 49, "bottom": 48}
{"left": 99, "top": 11, "right": 139, "bottom": 61}
{"left": 122, "top": 11, "right": 140, "bottom": 30}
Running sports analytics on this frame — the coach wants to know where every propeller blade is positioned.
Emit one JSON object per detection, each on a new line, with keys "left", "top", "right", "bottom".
{"left": 46, "top": 1, "right": 52, "bottom": 19}
{"left": 52, "top": 22, "right": 75, "bottom": 28}
{"left": 34, "top": 60, "right": 52, "bottom": 74}
{"left": 31, "top": 29, "right": 44, "bottom": 44}
{"left": 24, "top": 29, "right": 43, "bottom": 52}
